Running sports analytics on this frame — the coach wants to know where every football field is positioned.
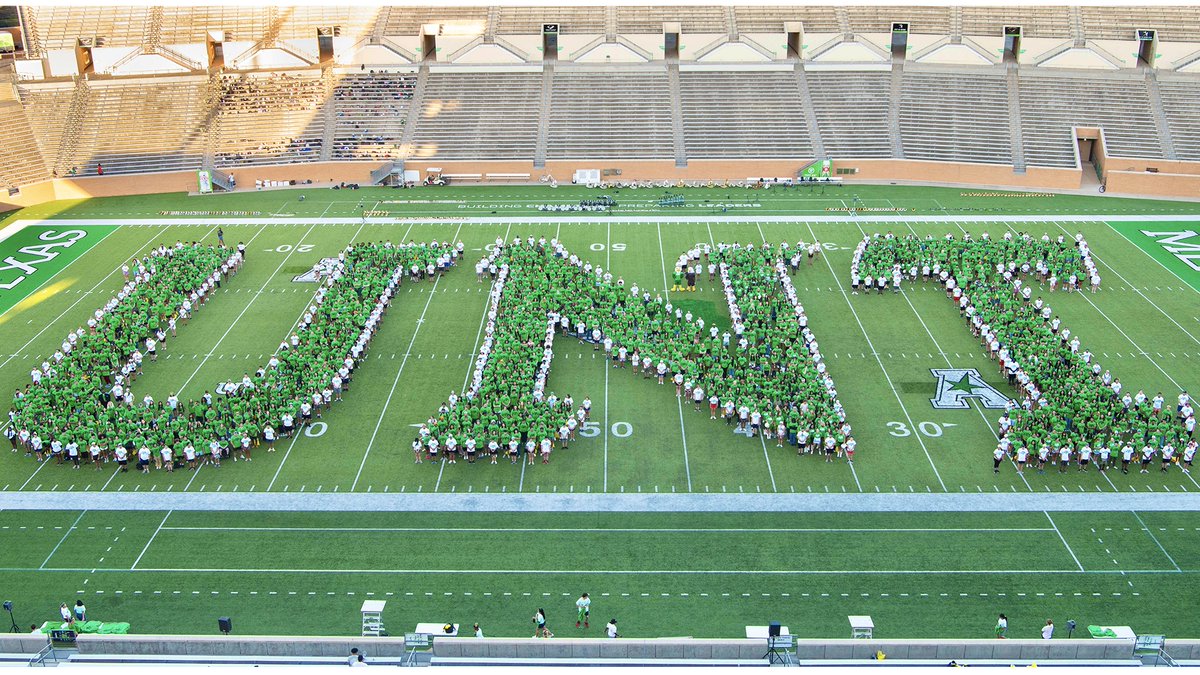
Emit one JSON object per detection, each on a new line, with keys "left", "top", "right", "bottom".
{"left": 0, "top": 183, "right": 1198, "bottom": 638}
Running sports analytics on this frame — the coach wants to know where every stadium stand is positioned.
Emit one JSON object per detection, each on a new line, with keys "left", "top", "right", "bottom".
{"left": 411, "top": 71, "right": 541, "bottom": 160}
{"left": 959, "top": 6, "right": 1073, "bottom": 39}
{"left": 15, "top": 85, "right": 74, "bottom": 175}
{"left": 845, "top": 6, "right": 953, "bottom": 34}
{"left": 1079, "top": 6, "right": 1200, "bottom": 42}
{"left": 73, "top": 79, "right": 208, "bottom": 175}
{"left": 10, "top": 5, "right": 1200, "bottom": 200}
{"left": 806, "top": 69, "right": 894, "bottom": 158}
{"left": 733, "top": 6, "right": 840, "bottom": 33}
{"left": 899, "top": 68, "right": 1013, "bottom": 165}
{"left": 374, "top": 6, "right": 489, "bottom": 36}
{"left": 546, "top": 70, "right": 674, "bottom": 159}
{"left": 213, "top": 72, "right": 327, "bottom": 167}
{"left": 495, "top": 6, "right": 607, "bottom": 34}
{"left": 330, "top": 72, "right": 416, "bottom": 161}
{"left": 616, "top": 6, "right": 727, "bottom": 33}
{"left": 678, "top": 70, "right": 815, "bottom": 158}
{"left": 1156, "top": 77, "right": 1200, "bottom": 161}
{"left": 0, "top": 102, "right": 51, "bottom": 189}
{"left": 20, "top": 6, "right": 148, "bottom": 52}
{"left": 1018, "top": 71, "right": 1162, "bottom": 167}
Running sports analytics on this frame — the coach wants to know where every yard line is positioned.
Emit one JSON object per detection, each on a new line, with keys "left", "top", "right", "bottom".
{"left": 435, "top": 222, "right": 511, "bottom": 494}
{"left": 893, "top": 221, "right": 1031, "bottom": 491}
{"left": 267, "top": 219, "right": 405, "bottom": 492}
{"left": 604, "top": 220, "right": 611, "bottom": 492}
{"left": 350, "top": 222, "right": 465, "bottom": 490}
{"left": 655, "top": 222, "right": 692, "bottom": 492}
{"left": 25, "top": 566, "right": 1167, "bottom": 575}
{"left": 17, "top": 459, "right": 50, "bottom": 491}
{"left": 1131, "top": 511, "right": 1182, "bottom": 572}
{"left": 1104, "top": 221, "right": 1200, "bottom": 299}
{"left": 0, "top": 224, "right": 185, "bottom": 415}
{"left": 159, "top": 526, "right": 1060, "bottom": 533}
{"left": 39, "top": 510, "right": 87, "bottom": 569}
{"left": 175, "top": 222, "right": 306, "bottom": 395}
{"left": 804, "top": 222, "right": 948, "bottom": 491}
{"left": 1044, "top": 511, "right": 1084, "bottom": 571}
{"left": 748, "top": 222, "right": 782, "bottom": 492}
{"left": 1052, "top": 222, "right": 1199, "bottom": 346}
{"left": 130, "top": 510, "right": 172, "bottom": 570}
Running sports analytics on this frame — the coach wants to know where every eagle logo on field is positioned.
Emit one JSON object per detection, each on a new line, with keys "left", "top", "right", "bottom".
{"left": 930, "top": 368, "right": 1010, "bottom": 410}
{"left": 292, "top": 257, "right": 340, "bottom": 283}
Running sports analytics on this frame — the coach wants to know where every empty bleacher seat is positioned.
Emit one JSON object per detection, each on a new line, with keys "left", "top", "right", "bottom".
{"left": 806, "top": 70, "right": 893, "bottom": 159}
{"left": 899, "top": 69, "right": 1012, "bottom": 165}
{"left": 410, "top": 72, "right": 540, "bottom": 160}
{"left": 546, "top": 71, "right": 674, "bottom": 159}
{"left": 1156, "top": 77, "right": 1200, "bottom": 161}
{"left": 679, "top": 70, "right": 814, "bottom": 158}
{"left": 1018, "top": 72, "right": 1162, "bottom": 167}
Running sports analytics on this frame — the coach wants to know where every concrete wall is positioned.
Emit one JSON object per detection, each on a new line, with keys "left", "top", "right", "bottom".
{"left": 793, "top": 638, "right": 1135, "bottom": 661}
{"left": 76, "top": 634, "right": 411, "bottom": 657}
{"left": 0, "top": 633, "right": 49, "bottom": 654}
{"left": 7, "top": 151, "right": 1200, "bottom": 214}
{"left": 63, "top": 635, "right": 1200, "bottom": 662}
{"left": 432, "top": 637, "right": 767, "bottom": 660}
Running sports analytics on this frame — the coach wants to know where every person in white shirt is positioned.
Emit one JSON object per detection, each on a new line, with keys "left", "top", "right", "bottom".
{"left": 1041, "top": 620, "right": 1054, "bottom": 640}
{"left": 605, "top": 619, "right": 620, "bottom": 638}
{"left": 575, "top": 593, "right": 591, "bottom": 629}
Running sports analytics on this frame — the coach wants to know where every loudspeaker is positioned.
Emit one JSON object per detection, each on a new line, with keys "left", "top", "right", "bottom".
{"left": 768, "top": 621, "right": 781, "bottom": 637}
{"left": 218, "top": 617, "right": 232, "bottom": 634}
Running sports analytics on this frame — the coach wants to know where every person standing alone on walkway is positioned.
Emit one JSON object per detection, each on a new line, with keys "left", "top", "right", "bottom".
{"left": 576, "top": 593, "right": 590, "bottom": 628}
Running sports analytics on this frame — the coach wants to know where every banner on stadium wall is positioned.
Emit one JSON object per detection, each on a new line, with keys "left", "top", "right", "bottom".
{"left": 197, "top": 170, "right": 213, "bottom": 194}
{"left": 800, "top": 159, "right": 832, "bottom": 179}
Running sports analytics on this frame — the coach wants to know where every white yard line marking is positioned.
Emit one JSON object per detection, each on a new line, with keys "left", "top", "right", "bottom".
{"left": 1057, "top": 223, "right": 1200, "bottom": 346}
{"left": 350, "top": 222, "right": 465, "bottom": 490}
{"left": 1131, "top": 511, "right": 1181, "bottom": 572}
{"left": 39, "top": 510, "right": 87, "bottom": 569}
{"left": 267, "top": 219, "right": 401, "bottom": 492}
{"left": 174, "top": 222, "right": 285, "bottom": 394}
{"left": 22, "top": 566, "right": 1177, "bottom": 575}
{"left": 1046, "top": 223, "right": 1195, "bottom": 345}
{"left": 656, "top": 222, "right": 692, "bottom": 492}
{"left": 1104, "top": 221, "right": 1200, "bottom": 297}
{"left": 899, "top": 220, "right": 1032, "bottom": 489}
{"left": 1044, "top": 511, "right": 1084, "bottom": 571}
{"left": 750, "top": 223, "right": 780, "bottom": 493}
{"left": 130, "top": 510, "right": 172, "bottom": 570}
{"left": 159, "top": 526, "right": 1060, "bottom": 533}
{"left": 17, "top": 460, "right": 50, "bottom": 491}
{"left": 804, "top": 222, "right": 947, "bottom": 491}
{"left": 604, "top": 220, "right": 611, "bottom": 492}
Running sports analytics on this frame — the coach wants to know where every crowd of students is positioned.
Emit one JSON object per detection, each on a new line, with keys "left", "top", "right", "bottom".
{"left": 852, "top": 230, "right": 1194, "bottom": 474}
{"left": 7, "top": 239, "right": 458, "bottom": 473}
{"left": 414, "top": 236, "right": 852, "bottom": 466}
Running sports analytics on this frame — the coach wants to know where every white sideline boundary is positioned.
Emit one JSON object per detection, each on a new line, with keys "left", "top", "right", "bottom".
{"left": 13, "top": 215, "right": 1200, "bottom": 227}
{"left": 3, "top": 566, "right": 1189, "bottom": 575}
{"left": 0, "top": 491, "right": 1197, "bottom": 511}
{"left": 157, "top": 526, "right": 1060, "bottom": 533}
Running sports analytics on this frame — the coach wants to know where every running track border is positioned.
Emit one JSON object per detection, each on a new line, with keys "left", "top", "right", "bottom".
{"left": 0, "top": 492, "right": 1197, "bottom": 512}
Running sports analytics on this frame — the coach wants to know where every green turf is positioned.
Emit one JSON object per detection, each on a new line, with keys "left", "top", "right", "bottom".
{"left": 5, "top": 509, "right": 1199, "bottom": 639}
{"left": 0, "top": 224, "right": 116, "bottom": 314}
{"left": 0, "top": 184, "right": 1198, "bottom": 640}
